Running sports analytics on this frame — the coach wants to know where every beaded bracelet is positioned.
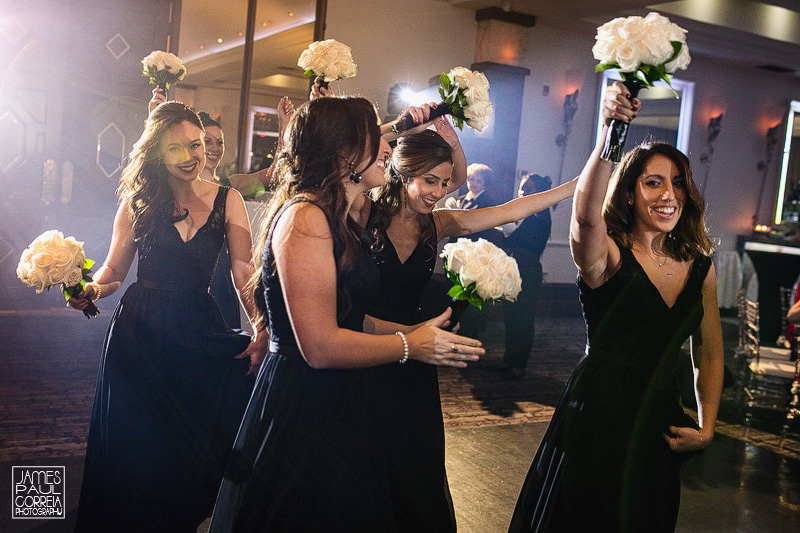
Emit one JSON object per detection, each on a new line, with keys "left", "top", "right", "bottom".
{"left": 395, "top": 331, "right": 409, "bottom": 364}
{"left": 89, "top": 282, "right": 102, "bottom": 301}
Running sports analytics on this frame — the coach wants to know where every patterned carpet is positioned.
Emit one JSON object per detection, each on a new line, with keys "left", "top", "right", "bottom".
{"left": 0, "top": 307, "right": 798, "bottom": 465}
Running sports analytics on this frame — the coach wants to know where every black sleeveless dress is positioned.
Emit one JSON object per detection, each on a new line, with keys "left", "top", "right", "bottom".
{"left": 210, "top": 200, "right": 395, "bottom": 532}
{"left": 509, "top": 246, "right": 712, "bottom": 533}
{"left": 367, "top": 215, "right": 457, "bottom": 532}
{"left": 75, "top": 187, "right": 254, "bottom": 532}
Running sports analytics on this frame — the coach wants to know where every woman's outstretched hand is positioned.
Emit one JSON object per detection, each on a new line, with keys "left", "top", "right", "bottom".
{"left": 663, "top": 425, "right": 712, "bottom": 452}
{"left": 406, "top": 308, "right": 484, "bottom": 367}
{"left": 602, "top": 81, "right": 641, "bottom": 125}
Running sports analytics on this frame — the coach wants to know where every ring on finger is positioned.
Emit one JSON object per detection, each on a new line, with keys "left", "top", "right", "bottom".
{"left": 452, "top": 344, "right": 459, "bottom": 353}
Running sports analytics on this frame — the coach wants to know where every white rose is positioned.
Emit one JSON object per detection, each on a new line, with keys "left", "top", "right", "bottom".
{"left": 618, "top": 17, "right": 645, "bottom": 42}
{"left": 664, "top": 44, "right": 691, "bottom": 73}
{"left": 16, "top": 261, "right": 30, "bottom": 282}
{"left": 464, "top": 99, "right": 493, "bottom": 120}
{"left": 64, "top": 267, "right": 83, "bottom": 288}
{"left": 52, "top": 248, "right": 74, "bottom": 270}
{"left": 64, "top": 237, "right": 86, "bottom": 266}
{"left": 47, "top": 265, "right": 68, "bottom": 286}
{"left": 27, "top": 269, "right": 47, "bottom": 294}
{"left": 464, "top": 85, "right": 489, "bottom": 107}
{"left": 33, "top": 251, "right": 55, "bottom": 270}
{"left": 640, "top": 32, "right": 673, "bottom": 65}
{"left": 467, "top": 71, "right": 490, "bottom": 91}
{"left": 468, "top": 116, "right": 489, "bottom": 132}
{"left": 592, "top": 37, "right": 619, "bottom": 64}
{"left": 614, "top": 42, "right": 642, "bottom": 72}
{"left": 596, "top": 17, "right": 625, "bottom": 42}
{"left": 448, "top": 67, "right": 473, "bottom": 88}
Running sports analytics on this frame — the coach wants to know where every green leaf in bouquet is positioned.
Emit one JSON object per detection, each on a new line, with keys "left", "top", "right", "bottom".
{"left": 468, "top": 293, "right": 483, "bottom": 309}
{"left": 303, "top": 69, "right": 316, "bottom": 77}
{"left": 83, "top": 258, "right": 95, "bottom": 270}
{"left": 458, "top": 94, "right": 468, "bottom": 107}
{"left": 440, "top": 72, "right": 451, "bottom": 91}
{"left": 667, "top": 41, "right": 683, "bottom": 63}
{"left": 448, "top": 285, "right": 465, "bottom": 298}
{"left": 595, "top": 62, "right": 618, "bottom": 73}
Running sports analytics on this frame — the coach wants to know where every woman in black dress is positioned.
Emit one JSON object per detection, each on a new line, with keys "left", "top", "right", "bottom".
{"left": 349, "top": 125, "right": 577, "bottom": 532}
{"left": 509, "top": 83, "right": 725, "bottom": 532}
{"left": 69, "top": 102, "right": 268, "bottom": 531}
{"left": 209, "top": 96, "right": 484, "bottom": 532}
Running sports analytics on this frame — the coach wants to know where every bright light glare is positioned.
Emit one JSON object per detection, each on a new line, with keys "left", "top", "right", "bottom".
{"left": 401, "top": 88, "right": 426, "bottom": 106}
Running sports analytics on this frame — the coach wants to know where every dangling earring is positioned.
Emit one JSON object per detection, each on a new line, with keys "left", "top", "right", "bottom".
{"left": 347, "top": 161, "right": 362, "bottom": 184}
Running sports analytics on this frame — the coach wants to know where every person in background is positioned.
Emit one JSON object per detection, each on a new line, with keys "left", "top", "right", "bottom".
{"left": 491, "top": 173, "right": 553, "bottom": 380}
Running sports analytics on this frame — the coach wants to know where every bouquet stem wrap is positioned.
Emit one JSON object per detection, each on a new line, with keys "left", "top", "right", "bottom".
{"left": 601, "top": 79, "right": 645, "bottom": 163}
{"left": 445, "top": 296, "right": 470, "bottom": 332}
{"left": 63, "top": 284, "right": 100, "bottom": 319}
{"left": 392, "top": 102, "right": 452, "bottom": 135}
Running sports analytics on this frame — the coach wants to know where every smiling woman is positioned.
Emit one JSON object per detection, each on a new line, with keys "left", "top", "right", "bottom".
{"left": 68, "top": 102, "right": 269, "bottom": 531}
{"left": 510, "top": 83, "right": 724, "bottom": 533}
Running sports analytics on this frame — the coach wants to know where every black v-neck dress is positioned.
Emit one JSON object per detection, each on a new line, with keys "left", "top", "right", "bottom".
{"left": 509, "top": 245, "right": 712, "bottom": 533}
{"left": 76, "top": 187, "right": 254, "bottom": 532}
{"left": 366, "top": 212, "right": 457, "bottom": 533}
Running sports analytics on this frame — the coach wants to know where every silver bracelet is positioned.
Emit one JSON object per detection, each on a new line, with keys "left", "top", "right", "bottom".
{"left": 395, "top": 331, "right": 409, "bottom": 364}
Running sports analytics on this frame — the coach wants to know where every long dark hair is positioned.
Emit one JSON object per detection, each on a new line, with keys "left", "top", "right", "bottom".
{"left": 117, "top": 101, "right": 204, "bottom": 239}
{"left": 603, "top": 142, "right": 714, "bottom": 260}
{"left": 250, "top": 96, "right": 381, "bottom": 324}
{"left": 368, "top": 129, "right": 453, "bottom": 258}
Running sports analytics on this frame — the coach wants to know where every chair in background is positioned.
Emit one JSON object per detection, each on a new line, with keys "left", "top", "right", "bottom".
{"left": 738, "top": 289, "right": 798, "bottom": 444}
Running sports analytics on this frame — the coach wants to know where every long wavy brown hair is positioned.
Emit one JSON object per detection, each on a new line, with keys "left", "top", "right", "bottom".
{"left": 603, "top": 142, "right": 714, "bottom": 261}
{"left": 368, "top": 129, "right": 453, "bottom": 259}
{"left": 116, "top": 102, "right": 204, "bottom": 239}
{"left": 250, "top": 96, "right": 381, "bottom": 324}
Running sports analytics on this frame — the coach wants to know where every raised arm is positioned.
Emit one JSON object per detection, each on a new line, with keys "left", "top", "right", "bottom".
{"left": 436, "top": 177, "right": 577, "bottom": 240}
{"left": 274, "top": 202, "right": 483, "bottom": 369}
{"left": 570, "top": 82, "right": 639, "bottom": 287}
{"left": 431, "top": 116, "right": 467, "bottom": 193}
{"left": 68, "top": 202, "right": 136, "bottom": 310}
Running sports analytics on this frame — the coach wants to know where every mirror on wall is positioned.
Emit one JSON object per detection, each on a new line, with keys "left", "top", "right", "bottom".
{"left": 595, "top": 70, "right": 694, "bottom": 154}
{"left": 775, "top": 100, "right": 800, "bottom": 224}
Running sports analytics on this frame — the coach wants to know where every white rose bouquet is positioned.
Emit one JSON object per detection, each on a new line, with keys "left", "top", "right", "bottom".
{"left": 16, "top": 230, "right": 99, "bottom": 318}
{"left": 440, "top": 238, "right": 522, "bottom": 330}
{"left": 297, "top": 39, "right": 358, "bottom": 89}
{"left": 393, "top": 66, "right": 494, "bottom": 135}
{"left": 592, "top": 12, "right": 690, "bottom": 161}
{"left": 141, "top": 50, "right": 187, "bottom": 93}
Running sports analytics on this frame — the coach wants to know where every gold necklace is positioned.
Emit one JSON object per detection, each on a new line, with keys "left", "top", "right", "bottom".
{"left": 634, "top": 244, "right": 667, "bottom": 267}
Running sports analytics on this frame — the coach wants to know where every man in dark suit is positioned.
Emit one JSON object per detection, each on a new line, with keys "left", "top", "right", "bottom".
{"left": 492, "top": 173, "right": 552, "bottom": 379}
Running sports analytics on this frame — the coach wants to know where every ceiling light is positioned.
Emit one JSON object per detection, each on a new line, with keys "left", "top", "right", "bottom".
{"left": 238, "top": 32, "right": 243, "bottom": 36}
{"left": 199, "top": 45, "right": 204, "bottom": 49}
{"left": 288, "top": 12, "right": 294, "bottom": 17}
{"left": 262, "top": 22, "right": 267, "bottom": 27}
{"left": 217, "top": 38, "right": 223, "bottom": 43}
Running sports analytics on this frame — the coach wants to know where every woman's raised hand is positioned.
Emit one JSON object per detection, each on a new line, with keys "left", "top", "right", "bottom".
{"left": 602, "top": 81, "right": 641, "bottom": 125}
{"left": 277, "top": 96, "right": 295, "bottom": 131}
{"left": 432, "top": 115, "right": 460, "bottom": 148}
{"left": 309, "top": 79, "right": 333, "bottom": 100}
{"left": 148, "top": 87, "right": 167, "bottom": 115}
{"left": 405, "top": 308, "right": 484, "bottom": 367}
